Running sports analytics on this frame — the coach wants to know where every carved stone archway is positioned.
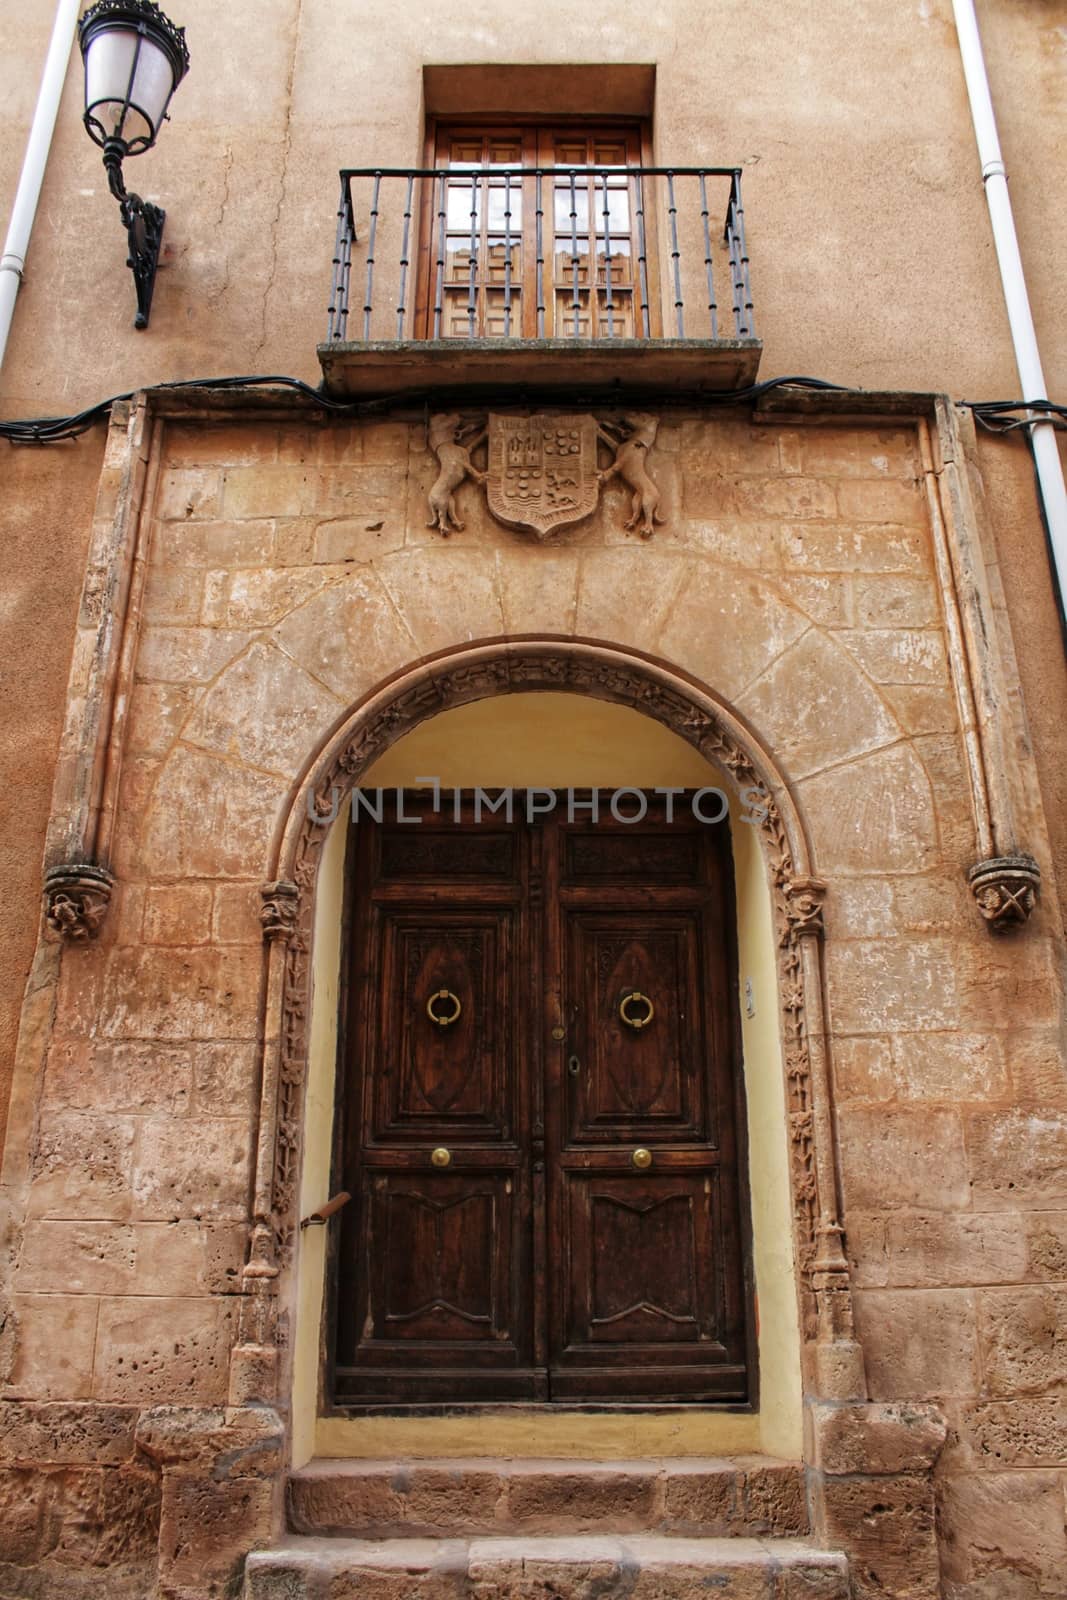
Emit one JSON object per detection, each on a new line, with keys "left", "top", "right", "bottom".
{"left": 235, "top": 639, "right": 866, "bottom": 1408}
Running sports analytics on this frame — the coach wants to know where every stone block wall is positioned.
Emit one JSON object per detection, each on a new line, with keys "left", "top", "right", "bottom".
{"left": 1, "top": 400, "right": 1064, "bottom": 1597}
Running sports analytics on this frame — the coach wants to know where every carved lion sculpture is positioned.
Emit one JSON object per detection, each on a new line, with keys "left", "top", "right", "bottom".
{"left": 426, "top": 413, "right": 487, "bottom": 535}
{"left": 597, "top": 412, "right": 666, "bottom": 538}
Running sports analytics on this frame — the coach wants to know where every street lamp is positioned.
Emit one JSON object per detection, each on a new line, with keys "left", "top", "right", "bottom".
{"left": 78, "top": 0, "right": 189, "bottom": 328}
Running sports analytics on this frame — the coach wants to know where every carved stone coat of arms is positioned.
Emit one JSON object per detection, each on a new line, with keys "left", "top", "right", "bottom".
{"left": 487, "top": 414, "right": 599, "bottom": 539}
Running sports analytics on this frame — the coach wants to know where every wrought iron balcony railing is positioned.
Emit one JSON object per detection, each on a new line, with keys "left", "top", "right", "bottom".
{"left": 325, "top": 164, "right": 755, "bottom": 347}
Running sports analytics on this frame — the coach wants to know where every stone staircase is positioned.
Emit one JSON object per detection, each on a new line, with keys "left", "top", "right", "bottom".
{"left": 244, "top": 1456, "right": 851, "bottom": 1597}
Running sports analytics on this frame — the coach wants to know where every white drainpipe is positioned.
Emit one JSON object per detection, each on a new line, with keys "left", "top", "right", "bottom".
{"left": 952, "top": 0, "right": 1067, "bottom": 618}
{"left": 0, "top": 0, "right": 81, "bottom": 372}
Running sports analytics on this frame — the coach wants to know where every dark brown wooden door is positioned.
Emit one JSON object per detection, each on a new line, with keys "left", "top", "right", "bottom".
{"left": 333, "top": 793, "right": 749, "bottom": 1406}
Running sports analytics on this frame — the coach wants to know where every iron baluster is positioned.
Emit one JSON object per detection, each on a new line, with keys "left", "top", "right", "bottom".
{"left": 733, "top": 170, "right": 755, "bottom": 336}
{"left": 569, "top": 169, "right": 581, "bottom": 338}
{"left": 725, "top": 178, "right": 744, "bottom": 337}
{"left": 433, "top": 170, "right": 446, "bottom": 340}
{"left": 503, "top": 170, "right": 513, "bottom": 338}
{"left": 699, "top": 170, "right": 718, "bottom": 339}
{"left": 535, "top": 169, "right": 545, "bottom": 338}
{"left": 327, "top": 177, "right": 352, "bottom": 342}
{"left": 667, "top": 170, "right": 684, "bottom": 338}
{"left": 601, "top": 170, "right": 615, "bottom": 339}
{"left": 467, "top": 170, "right": 479, "bottom": 339}
{"left": 361, "top": 171, "right": 381, "bottom": 341}
{"left": 395, "top": 172, "right": 414, "bottom": 339}
{"left": 634, "top": 170, "right": 651, "bottom": 338}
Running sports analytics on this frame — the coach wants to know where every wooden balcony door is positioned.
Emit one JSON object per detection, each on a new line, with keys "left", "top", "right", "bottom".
{"left": 332, "top": 792, "right": 749, "bottom": 1406}
{"left": 417, "top": 122, "right": 654, "bottom": 340}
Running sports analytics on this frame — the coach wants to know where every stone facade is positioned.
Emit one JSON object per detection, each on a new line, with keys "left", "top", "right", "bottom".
{"left": 0, "top": 383, "right": 1063, "bottom": 1596}
{"left": 2, "top": 2, "right": 1066, "bottom": 1596}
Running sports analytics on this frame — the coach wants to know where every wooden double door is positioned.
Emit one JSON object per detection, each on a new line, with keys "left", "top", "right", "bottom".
{"left": 332, "top": 793, "right": 751, "bottom": 1406}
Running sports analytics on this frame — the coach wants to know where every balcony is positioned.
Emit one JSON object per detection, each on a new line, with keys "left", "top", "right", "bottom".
{"left": 317, "top": 165, "right": 762, "bottom": 399}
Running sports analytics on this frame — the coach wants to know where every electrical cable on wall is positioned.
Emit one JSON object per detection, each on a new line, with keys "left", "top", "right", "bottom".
{"left": 0, "top": 373, "right": 1063, "bottom": 447}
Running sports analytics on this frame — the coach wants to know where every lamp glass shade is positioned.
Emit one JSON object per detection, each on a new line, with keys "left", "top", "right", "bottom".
{"left": 81, "top": 14, "right": 184, "bottom": 154}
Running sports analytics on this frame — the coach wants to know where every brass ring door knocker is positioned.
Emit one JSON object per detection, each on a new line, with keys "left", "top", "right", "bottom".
{"left": 426, "top": 988, "right": 462, "bottom": 1028}
{"left": 619, "top": 990, "right": 655, "bottom": 1031}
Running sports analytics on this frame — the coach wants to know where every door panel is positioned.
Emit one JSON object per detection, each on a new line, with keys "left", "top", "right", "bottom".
{"left": 334, "top": 792, "right": 748, "bottom": 1407}
{"left": 373, "top": 912, "right": 515, "bottom": 1139}
{"left": 334, "top": 796, "right": 538, "bottom": 1402}
{"left": 563, "top": 913, "right": 707, "bottom": 1141}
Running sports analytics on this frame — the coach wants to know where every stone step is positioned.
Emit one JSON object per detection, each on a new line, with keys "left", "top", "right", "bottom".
{"left": 245, "top": 1533, "right": 849, "bottom": 1599}
{"left": 287, "top": 1456, "right": 809, "bottom": 1540}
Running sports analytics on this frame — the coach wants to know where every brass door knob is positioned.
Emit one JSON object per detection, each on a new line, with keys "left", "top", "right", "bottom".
{"left": 431, "top": 1147, "right": 452, "bottom": 1168}
{"left": 631, "top": 1147, "right": 653, "bottom": 1169}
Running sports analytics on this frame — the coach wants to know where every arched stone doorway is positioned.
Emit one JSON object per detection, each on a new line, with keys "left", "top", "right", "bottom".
{"left": 241, "top": 640, "right": 864, "bottom": 1463}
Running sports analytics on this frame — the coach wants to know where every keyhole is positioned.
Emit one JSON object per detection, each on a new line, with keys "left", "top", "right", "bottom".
{"left": 567, "top": 1054, "right": 580, "bottom": 1078}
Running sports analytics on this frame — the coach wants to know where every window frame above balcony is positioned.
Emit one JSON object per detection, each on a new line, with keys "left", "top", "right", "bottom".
{"left": 415, "top": 118, "right": 662, "bottom": 342}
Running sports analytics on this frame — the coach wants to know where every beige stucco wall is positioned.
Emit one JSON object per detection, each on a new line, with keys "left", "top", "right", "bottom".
{"left": 1, "top": 0, "right": 1065, "bottom": 407}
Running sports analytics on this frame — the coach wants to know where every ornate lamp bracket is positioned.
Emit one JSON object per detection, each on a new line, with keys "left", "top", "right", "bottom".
{"left": 43, "top": 863, "right": 115, "bottom": 941}
{"left": 967, "top": 853, "right": 1040, "bottom": 933}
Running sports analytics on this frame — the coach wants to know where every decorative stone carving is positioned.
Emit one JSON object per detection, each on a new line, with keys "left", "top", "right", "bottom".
{"left": 426, "top": 410, "right": 667, "bottom": 540}
{"left": 596, "top": 412, "right": 665, "bottom": 537}
{"left": 266, "top": 648, "right": 841, "bottom": 1367}
{"left": 487, "top": 413, "right": 600, "bottom": 538}
{"left": 43, "top": 863, "right": 115, "bottom": 941}
{"left": 785, "top": 875, "right": 828, "bottom": 940}
{"left": 426, "top": 413, "right": 487, "bottom": 534}
{"left": 259, "top": 880, "right": 299, "bottom": 942}
{"left": 967, "top": 853, "right": 1040, "bottom": 931}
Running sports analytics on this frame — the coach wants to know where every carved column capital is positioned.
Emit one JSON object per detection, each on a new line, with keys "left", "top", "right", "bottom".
{"left": 967, "top": 854, "right": 1040, "bottom": 933}
{"left": 784, "top": 875, "right": 828, "bottom": 941}
{"left": 43, "top": 864, "right": 115, "bottom": 941}
{"left": 260, "top": 880, "right": 299, "bottom": 942}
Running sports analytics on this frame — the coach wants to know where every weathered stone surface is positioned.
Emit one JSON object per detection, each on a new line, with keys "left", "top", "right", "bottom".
{"left": 939, "top": 1471, "right": 1067, "bottom": 1597}
{"left": 837, "top": 1107, "right": 969, "bottom": 1210}
{"left": 656, "top": 563, "right": 808, "bottom": 701}
{"left": 659, "top": 1459, "right": 740, "bottom": 1532}
{"left": 826, "top": 943, "right": 964, "bottom": 1039}
{"left": 101, "top": 949, "right": 262, "bottom": 1042}
{"left": 978, "top": 1287, "right": 1067, "bottom": 1397}
{"left": 1, "top": 1296, "right": 99, "bottom": 1401}
{"left": 183, "top": 640, "right": 343, "bottom": 774}
{"left": 953, "top": 1397, "right": 1067, "bottom": 1469}
{"left": 0, "top": 1402, "right": 138, "bottom": 1466}
{"left": 245, "top": 1534, "right": 849, "bottom": 1600}
{"left": 854, "top": 1289, "right": 980, "bottom": 1400}
{"left": 798, "top": 743, "right": 938, "bottom": 874}
{"left": 819, "top": 1473, "right": 938, "bottom": 1599}
{"left": 131, "top": 1117, "right": 251, "bottom": 1219}
{"left": 503, "top": 1462, "right": 658, "bottom": 1531}
{"left": 136, "top": 1404, "right": 284, "bottom": 1477}
{"left": 140, "top": 746, "right": 289, "bottom": 877}
{"left": 27, "top": 1112, "right": 135, "bottom": 1220}
{"left": 810, "top": 1402, "right": 947, "bottom": 1475}
{"left": 92, "top": 1298, "right": 237, "bottom": 1405}
{"left": 872, "top": 1211, "right": 1029, "bottom": 1289}
{"left": 494, "top": 548, "right": 579, "bottom": 634}
{"left": 965, "top": 1111, "right": 1067, "bottom": 1208}
{"left": 272, "top": 571, "right": 417, "bottom": 701}
{"left": 158, "top": 1469, "right": 275, "bottom": 1599}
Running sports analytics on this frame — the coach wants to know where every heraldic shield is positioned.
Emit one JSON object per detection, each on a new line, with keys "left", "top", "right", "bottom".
{"left": 487, "top": 414, "right": 600, "bottom": 538}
